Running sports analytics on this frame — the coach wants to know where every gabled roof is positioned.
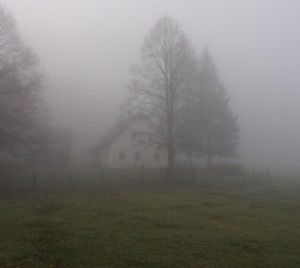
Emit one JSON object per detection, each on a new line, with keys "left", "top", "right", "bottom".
{"left": 89, "top": 113, "right": 147, "bottom": 157}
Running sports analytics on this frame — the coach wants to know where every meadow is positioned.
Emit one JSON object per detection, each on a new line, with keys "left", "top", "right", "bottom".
{"left": 0, "top": 169, "right": 300, "bottom": 267}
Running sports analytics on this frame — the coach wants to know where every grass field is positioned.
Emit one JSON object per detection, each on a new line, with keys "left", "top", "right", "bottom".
{"left": 1, "top": 175, "right": 300, "bottom": 267}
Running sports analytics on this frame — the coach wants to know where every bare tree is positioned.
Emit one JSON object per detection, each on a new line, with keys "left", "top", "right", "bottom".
{"left": 125, "top": 16, "right": 198, "bottom": 179}
{"left": 0, "top": 4, "right": 48, "bottom": 155}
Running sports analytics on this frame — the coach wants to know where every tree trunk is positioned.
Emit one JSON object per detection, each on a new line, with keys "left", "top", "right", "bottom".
{"left": 167, "top": 125, "right": 175, "bottom": 181}
{"left": 206, "top": 153, "right": 212, "bottom": 169}
{"left": 188, "top": 153, "right": 193, "bottom": 168}
{"left": 167, "top": 115, "right": 175, "bottom": 182}
{"left": 167, "top": 149, "right": 174, "bottom": 181}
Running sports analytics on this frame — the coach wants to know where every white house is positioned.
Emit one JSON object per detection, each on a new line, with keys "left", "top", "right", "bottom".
{"left": 90, "top": 115, "right": 167, "bottom": 169}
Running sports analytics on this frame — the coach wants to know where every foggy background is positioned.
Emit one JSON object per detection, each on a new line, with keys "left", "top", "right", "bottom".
{"left": 3, "top": 0, "right": 300, "bottom": 174}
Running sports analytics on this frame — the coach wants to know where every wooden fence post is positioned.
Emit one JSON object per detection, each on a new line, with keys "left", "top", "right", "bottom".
{"left": 33, "top": 173, "right": 37, "bottom": 189}
{"left": 69, "top": 172, "right": 72, "bottom": 187}
{"left": 141, "top": 164, "right": 145, "bottom": 185}
{"left": 192, "top": 168, "right": 196, "bottom": 184}
{"left": 266, "top": 168, "right": 271, "bottom": 180}
{"left": 102, "top": 168, "right": 106, "bottom": 186}
{"left": 252, "top": 167, "right": 256, "bottom": 180}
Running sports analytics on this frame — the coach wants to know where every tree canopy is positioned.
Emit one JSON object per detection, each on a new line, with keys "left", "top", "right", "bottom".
{"left": 0, "top": 4, "right": 47, "bottom": 155}
{"left": 125, "top": 15, "right": 198, "bottom": 178}
{"left": 179, "top": 47, "right": 239, "bottom": 167}
{"left": 126, "top": 16, "right": 239, "bottom": 174}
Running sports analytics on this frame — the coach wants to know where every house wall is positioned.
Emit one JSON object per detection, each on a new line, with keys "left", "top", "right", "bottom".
{"left": 99, "top": 120, "right": 167, "bottom": 169}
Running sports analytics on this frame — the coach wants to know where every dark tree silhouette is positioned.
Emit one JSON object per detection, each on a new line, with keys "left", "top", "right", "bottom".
{"left": 125, "top": 16, "right": 198, "bottom": 179}
{"left": 0, "top": 4, "right": 48, "bottom": 155}
{"left": 179, "top": 47, "right": 239, "bottom": 167}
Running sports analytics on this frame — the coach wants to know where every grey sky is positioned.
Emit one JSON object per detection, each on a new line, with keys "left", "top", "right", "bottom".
{"left": 3, "top": 0, "right": 300, "bottom": 173}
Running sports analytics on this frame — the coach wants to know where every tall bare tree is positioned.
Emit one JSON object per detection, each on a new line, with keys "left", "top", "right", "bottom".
{"left": 0, "top": 4, "right": 47, "bottom": 155}
{"left": 125, "top": 16, "right": 198, "bottom": 179}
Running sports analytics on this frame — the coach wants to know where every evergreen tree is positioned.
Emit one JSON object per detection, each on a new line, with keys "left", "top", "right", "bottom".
{"left": 179, "top": 47, "right": 239, "bottom": 167}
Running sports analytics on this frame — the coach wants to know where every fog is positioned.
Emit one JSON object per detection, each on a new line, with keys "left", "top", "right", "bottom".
{"left": 3, "top": 0, "right": 300, "bottom": 174}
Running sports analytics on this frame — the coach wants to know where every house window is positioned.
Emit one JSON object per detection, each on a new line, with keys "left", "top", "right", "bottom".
{"left": 154, "top": 152, "right": 160, "bottom": 162}
{"left": 134, "top": 152, "right": 141, "bottom": 161}
{"left": 119, "top": 151, "right": 125, "bottom": 160}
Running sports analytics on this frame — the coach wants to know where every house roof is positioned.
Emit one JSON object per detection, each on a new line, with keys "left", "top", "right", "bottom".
{"left": 88, "top": 113, "right": 147, "bottom": 158}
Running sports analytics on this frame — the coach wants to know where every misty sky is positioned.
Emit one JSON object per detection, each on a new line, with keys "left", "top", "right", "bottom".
{"left": 3, "top": 0, "right": 300, "bottom": 173}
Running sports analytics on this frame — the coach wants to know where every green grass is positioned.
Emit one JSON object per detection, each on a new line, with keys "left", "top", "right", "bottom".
{"left": 1, "top": 179, "right": 300, "bottom": 267}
